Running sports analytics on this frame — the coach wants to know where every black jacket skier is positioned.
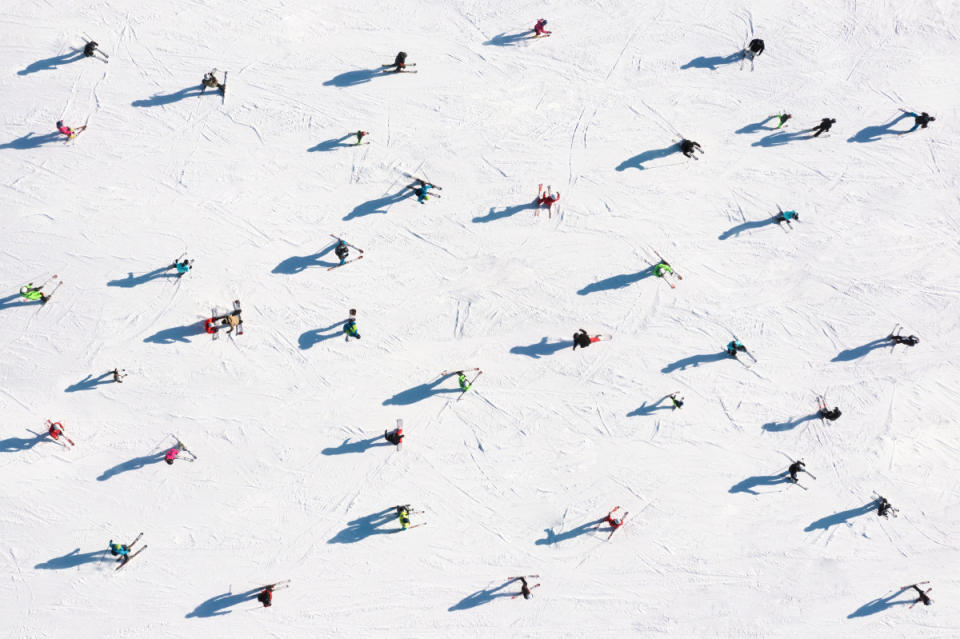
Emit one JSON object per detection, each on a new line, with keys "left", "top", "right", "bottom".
{"left": 258, "top": 585, "right": 274, "bottom": 607}
{"left": 787, "top": 460, "right": 805, "bottom": 482}
{"left": 387, "top": 51, "right": 408, "bottom": 73}
{"left": 908, "top": 584, "right": 933, "bottom": 606}
{"left": 518, "top": 576, "right": 533, "bottom": 600}
{"left": 889, "top": 333, "right": 919, "bottom": 346}
{"left": 669, "top": 393, "right": 684, "bottom": 409}
{"left": 572, "top": 329, "right": 592, "bottom": 350}
{"left": 876, "top": 496, "right": 895, "bottom": 518}
{"left": 384, "top": 427, "right": 403, "bottom": 446}
{"left": 820, "top": 406, "right": 841, "bottom": 421}
{"left": 811, "top": 118, "right": 836, "bottom": 137}
{"left": 335, "top": 241, "right": 349, "bottom": 264}
{"left": 748, "top": 38, "right": 765, "bottom": 55}
{"left": 680, "top": 139, "right": 702, "bottom": 157}
{"left": 83, "top": 41, "right": 99, "bottom": 57}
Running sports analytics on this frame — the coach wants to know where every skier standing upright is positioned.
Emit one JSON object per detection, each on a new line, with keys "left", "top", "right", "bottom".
{"left": 775, "top": 206, "right": 799, "bottom": 227}
{"left": 112, "top": 368, "right": 127, "bottom": 383}
{"left": 334, "top": 240, "right": 350, "bottom": 265}
{"left": 201, "top": 70, "right": 225, "bottom": 93}
{"left": 172, "top": 257, "right": 193, "bottom": 277}
{"left": 537, "top": 185, "right": 560, "bottom": 213}
{"left": 770, "top": 113, "right": 792, "bottom": 129}
{"left": 56, "top": 120, "right": 85, "bottom": 140}
{"left": 384, "top": 426, "right": 404, "bottom": 446}
{"left": 406, "top": 178, "right": 436, "bottom": 204}
{"left": 747, "top": 38, "right": 765, "bottom": 57}
{"left": 343, "top": 309, "right": 360, "bottom": 340}
{"left": 904, "top": 584, "right": 933, "bottom": 607}
{"left": 19, "top": 283, "right": 49, "bottom": 303}
{"left": 354, "top": 130, "right": 368, "bottom": 145}
{"left": 888, "top": 326, "right": 919, "bottom": 346}
{"left": 876, "top": 496, "right": 896, "bottom": 518}
{"left": 669, "top": 393, "right": 684, "bottom": 409}
{"left": 725, "top": 339, "right": 747, "bottom": 357}
{"left": 810, "top": 118, "right": 836, "bottom": 137}
{"left": 786, "top": 459, "right": 806, "bottom": 483}
{"left": 258, "top": 585, "right": 275, "bottom": 607}
{"left": 83, "top": 41, "right": 99, "bottom": 57}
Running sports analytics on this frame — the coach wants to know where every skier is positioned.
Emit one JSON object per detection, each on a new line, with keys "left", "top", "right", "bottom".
{"left": 384, "top": 427, "right": 404, "bottom": 446}
{"left": 888, "top": 328, "right": 919, "bottom": 347}
{"left": 785, "top": 459, "right": 806, "bottom": 483}
{"left": 112, "top": 368, "right": 127, "bottom": 383}
{"left": 83, "top": 41, "right": 99, "bottom": 58}
{"left": 817, "top": 396, "right": 841, "bottom": 421}
{"left": 396, "top": 504, "right": 414, "bottom": 530}
{"left": 406, "top": 178, "right": 436, "bottom": 204}
{"left": 334, "top": 240, "right": 350, "bottom": 265}
{"left": 19, "top": 283, "right": 49, "bottom": 303}
{"left": 514, "top": 576, "right": 539, "bottom": 599}
{"left": 725, "top": 339, "right": 747, "bottom": 357}
{"left": 775, "top": 206, "right": 799, "bottom": 226}
{"left": 746, "top": 38, "right": 765, "bottom": 57}
{"left": 905, "top": 584, "right": 933, "bottom": 607}
{"left": 343, "top": 317, "right": 360, "bottom": 340}
{"left": 770, "top": 113, "right": 792, "bottom": 129}
{"left": 810, "top": 118, "right": 836, "bottom": 137}
{"left": 386, "top": 51, "right": 408, "bottom": 73}
{"left": 56, "top": 120, "right": 85, "bottom": 140}
{"left": 876, "top": 496, "right": 896, "bottom": 518}
{"left": 172, "top": 258, "right": 192, "bottom": 277}
{"left": 669, "top": 393, "right": 684, "bottom": 409}
{"left": 257, "top": 585, "right": 275, "bottom": 608}
{"left": 653, "top": 260, "right": 675, "bottom": 279}
{"left": 109, "top": 540, "right": 131, "bottom": 563}
{"left": 164, "top": 445, "right": 182, "bottom": 465}
{"left": 533, "top": 19, "right": 551, "bottom": 37}
{"left": 456, "top": 371, "right": 472, "bottom": 392}
{"left": 201, "top": 70, "right": 225, "bottom": 93}
{"left": 603, "top": 508, "right": 626, "bottom": 531}
{"left": 47, "top": 421, "right": 65, "bottom": 441}
{"left": 901, "top": 112, "right": 935, "bottom": 133}
{"left": 572, "top": 328, "right": 603, "bottom": 350}
{"left": 537, "top": 185, "right": 560, "bottom": 212}
{"left": 222, "top": 311, "right": 242, "bottom": 335}
{"left": 204, "top": 318, "right": 218, "bottom": 335}
{"left": 680, "top": 139, "right": 703, "bottom": 158}
{"left": 354, "top": 130, "right": 368, "bottom": 145}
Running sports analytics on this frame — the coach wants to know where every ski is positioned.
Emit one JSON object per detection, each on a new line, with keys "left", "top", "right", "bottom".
{"left": 128, "top": 532, "right": 144, "bottom": 548}
{"left": 263, "top": 579, "right": 292, "bottom": 590}
{"left": 901, "top": 582, "right": 930, "bottom": 589}
{"left": 221, "top": 71, "right": 228, "bottom": 103}
{"left": 329, "top": 234, "right": 365, "bottom": 253}
{"left": 803, "top": 470, "right": 817, "bottom": 480}
{"left": 82, "top": 34, "right": 108, "bottom": 58}
{"left": 38, "top": 281, "right": 63, "bottom": 307}
{"left": 402, "top": 173, "right": 442, "bottom": 189}
{"left": 382, "top": 63, "right": 417, "bottom": 68}
{"left": 116, "top": 545, "right": 147, "bottom": 570}
{"left": 440, "top": 368, "right": 479, "bottom": 377}
{"left": 608, "top": 512, "right": 629, "bottom": 540}
{"left": 383, "top": 69, "right": 418, "bottom": 74}
{"left": 788, "top": 481, "right": 808, "bottom": 491}
{"left": 328, "top": 256, "right": 363, "bottom": 270}
{"left": 175, "top": 439, "right": 197, "bottom": 461}
{"left": 233, "top": 299, "right": 243, "bottom": 335}
{"left": 456, "top": 371, "right": 483, "bottom": 402}
{"left": 507, "top": 575, "right": 540, "bottom": 579}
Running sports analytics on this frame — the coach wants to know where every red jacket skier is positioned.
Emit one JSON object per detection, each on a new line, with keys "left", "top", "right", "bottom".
{"left": 48, "top": 421, "right": 64, "bottom": 440}
{"left": 538, "top": 186, "right": 560, "bottom": 211}
{"left": 533, "top": 19, "right": 551, "bottom": 37}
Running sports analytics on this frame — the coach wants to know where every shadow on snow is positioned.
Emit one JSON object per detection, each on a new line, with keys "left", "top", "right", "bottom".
{"left": 97, "top": 451, "right": 166, "bottom": 481}
{"left": 0, "top": 132, "right": 63, "bottom": 151}
{"left": 627, "top": 396, "right": 673, "bottom": 417}
{"left": 344, "top": 190, "right": 412, "bottom": 220}
{"left": 831, "top": 338, "right": 889, "bottom": 362}
{"left": 34, "top": 548, "right": 112, "bottom": 569}
{"left": 472, "top": 199, "right": 537, "bottom": 223}
{"left": 185, "top": 588, "right": 261, "bottom": 618}
{"left": 729, "top": 473, "right": 791, "bottom": 495}
{"left": 65, "top": 371, "right": 115, "bottom": 392}
{"left": 615, "top": 144, "right": 679, "bottom": 171}
{"left": 762, "top": 412, "right": 820, "bottom": 432}
{"left": 534, "top": 518, "right": 604, "bottom": 545}
{"left": 321, "top": 435, "right": 392, "bottom": 455}
{"left": 273, "top": 243, "right": 337, "bottom": 274}
{"left": 322, "top": 68, "right": 382, "bottom": 88}
{"left": 131, "top": 85, "right": 208, "bottom": 107}
{"left": 143, "top": 321, "right": 206, "bottom": 345}
{"left": 680, "top": 52, "right": 742, "bottom": 70}
{"left": 847, "top": 113, "right": 911, "bottom": 143}
{"left": 578, "top": 266, "right": 654, "bottom": 294}
{"left": 448, "top": 580, "right": 514, "bottom": 611}
{"left": 483, "top": 31, "right": 531, "bottom": 47}
{"left": 18, "top": 50, "right": 85, "bottom": 75}
{"left": 718, "top": 217, "right": 779, "bottom": 240}
{"left": 382, "top": 374, "right": 460, "bottom": 406}
{"left": 298, "top": 321, "right": 344, "bottom": 349}
{"left": 509, "top": 337, "right": 572, "bottom": 358}
{"left": 847, "top": 590, "right": 912, "bottom": 618}
{"left": 661, "top": 351, "right": 729, "bottom": 373}
{"left": 804, "top": 502, "right": 875, "bottom": 531}
{"left": 328, "top": 508, "right": 399, "bottom": 543}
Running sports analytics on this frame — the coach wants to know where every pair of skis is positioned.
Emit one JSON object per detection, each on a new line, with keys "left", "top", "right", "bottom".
{"left": 440, "top": 368, "right": 482, "bottom": 401}
{"left": 64, "top": 126, "right": 88, "bottom": 143}
{"left": 593, "top": 506, "right": 629, "bottom": 539}
{"left": 22, "top": 274, "right": 63, "bottom": 306}
{"left": 115, "top": 532, "right": 147, "bottom": 571}
{"left": 328, "top": 234, "right": 364, "bottom": 270}
{"left": 382, "top": 63, "right": 418, "bottom": 74}
{"left": 172, "top": 437, "right": 198, "bottom": 462}
{"left": 776, "top": 205, "right": 797, "bottom": 232}
{"left": 45, "top": 419, "right": 75, "bottom": 448}
{"left": 653, "top": 250, "right": 683, "bottom": 289}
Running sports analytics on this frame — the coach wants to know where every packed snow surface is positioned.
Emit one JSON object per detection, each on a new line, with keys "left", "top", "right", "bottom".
{"left": 2, "top": 0, "right": 960, "bottom": 637}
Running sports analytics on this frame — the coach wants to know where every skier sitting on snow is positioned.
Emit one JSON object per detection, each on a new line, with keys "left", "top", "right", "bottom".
{"left": 335, "top": 240, "right": 349, "bottom": 265}
{"left": 385, "top": 427, "right": 404, "bottom": 446}
{"left": 387, "top": 51, "right": 408, "bottom": 73}
{"left": 747, "top": 38, "right": 764, "bottom": 56}
{"left": 572, "top": 328, "right": 602, "bottom": 350}
{"left": 533, "top": 19, "right": 551, "bottom": 37}
{"left": 775, "top": 206, "right": 799, "bottom": 225}
{"left": 810, "top": 118, "right": 836, "bottom": 137}
{"left": 786, "top": 460, "right": 805, "bottom": 483}
{"left": 406, "top": 179, "right": 435, "bottom": 203}
{"left": 19, "top": 283, "right": 49, "bottom": 303}
{"left": 680, "top": 139, "right": 702, "bottom": 158}
{"left": 258, "top": 585, "right": 274, "bottom": 607}
{"left": 83, "top": 41, "right": 99, "bottom": 57}
{"left": 725, "top": 339, "right": 746, "bottom": 357}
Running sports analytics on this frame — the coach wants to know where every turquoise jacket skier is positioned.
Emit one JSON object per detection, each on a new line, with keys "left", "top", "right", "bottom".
{"left": 726, "top": 340, "right": 745, "bottom": 356}
{"left": 109, "top": 541, "right": 129, "bottom": 558}
{"left": 175, "top": 260, "right": 191, "bottom": 275}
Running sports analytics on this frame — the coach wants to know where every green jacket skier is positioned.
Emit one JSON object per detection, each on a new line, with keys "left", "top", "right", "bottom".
{"left": 458, "top": 372, "right": 470, "bottom": 391}
{"left": 19, "top": 285, "right": 47, "bottom": 302}
{"left": 771, "top": 113, "right": 792, "bottom": 129}
{"left": 653, "top": 262, "right": 673, "bottom": 278}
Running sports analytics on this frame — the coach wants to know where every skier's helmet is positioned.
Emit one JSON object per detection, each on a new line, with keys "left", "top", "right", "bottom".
{"left": 56, "top": 120, "right": 63, "bottom": 128}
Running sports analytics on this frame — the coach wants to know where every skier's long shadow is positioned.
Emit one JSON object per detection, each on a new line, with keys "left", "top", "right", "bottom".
{"left": 0, "top": 432, "right": 46, "bottom": 453}
{"left": 65, "top": 371, "right": 114, "bottom": 392}
{"left": 627, "top": 396, "right": 672, "bottom": 417}
{"left": 322, "top": 435, "right": 392, "bottom": 456}
{"left": 0, "top": 132, "right": 62, "bottom": 151}
{"left": 752, "top": 129, "right": 811, "bottom": 147}
{"left": 131, "top": 85, "right": 207, "bottom": 107}
{"left": 578, "top": 266, "right": 654, "bottom": 294}
{"left": 847, "top": 590, "right": 912, "bottom": 618}
{"left": 661, "top": 351, "right": 728, "bottom": 373}
{"left": 298, "top": 321, "right": 344, "bottom": 349}
{"left": 805, "top": 503, "right": 876, "bottom": 531}
{"left": 308, "top": 134, "right": 354, "bottom": 152}
{"left": 322, "top": 68, "right": 381, "bottom": 87}
{"left": 729, "top": 473, "right": 791, "bottom": 495}
{"left": 344, "top": 190, "right": 412, "bottom": 220}
{"left": 185, "top": 588, "right": 261, "bottom": 618}
{"left": 831, "top": 338, "right": 888, "bottom": 362}
{"left": 735, "top": 117, "right": 777, "bottom": 135}
{"left": 34, "top": 548, "right": 112, "bottom": 570}
{"left": 680, "top": 52, "right": 742, "bottom": 70}
{"left": 448, "top": 580, "right": 514, "bottom": 611}
{"left": 273, "top": 244, "right": 337, "bottom": 274}
{"left": 472, "top": 200, "right": 537, "bottom": 223}
{"left": 847, "top": 113, "right": 911, "bottom": 143}
{"left": 382, "top": 374, "right": 460, "bottom": 406}
{"left": 328, "top": 508, "right": 398, "bottom": 543}
{"left": 97, "top": 451, "right": 166, "bottom": 481}
{"left": 535, "top": 518, "right": 604, "bottom": 545}
{"left": 762, "top": 412, "right": 819, "bottom": 432}
{"left": 484, "top": 31, "right": 531, "bottom": 46}
{"left": 143, "top": 321, "right": 205, "bottom": 345}
{"left": 718, "top": 217, "right": 779, "bottom": 240}
{"left": 509, "top": 337, "right": 572, "bottom": 359}
{"left": 17, "top": 50, "right": 85, "bottom": 75}
{"left": 107, "top": 266, "right": 176, "bottom": 287}
{"left": 616, "top": 144, "right": 679, "bottom": 171}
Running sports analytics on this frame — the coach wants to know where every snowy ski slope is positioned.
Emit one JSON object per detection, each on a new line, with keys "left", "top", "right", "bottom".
{"left": 2, "top": 0, "right": 960, "bottom": 637}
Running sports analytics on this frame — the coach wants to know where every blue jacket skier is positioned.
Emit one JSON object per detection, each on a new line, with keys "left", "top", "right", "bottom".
{"left": 726, "top": 339, "right": 746, "bottom": 356}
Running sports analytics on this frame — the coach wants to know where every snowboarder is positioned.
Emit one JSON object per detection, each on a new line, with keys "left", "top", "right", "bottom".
{"left": 901, "top": 112, "right": 935, "bottom": 133}
{"left": 876, "top": 496, "right": 896, "bottom": 518}
{"left": 396, "top": 504, "right": 414, "bottom": 530}
{"left": 817, "top": 396, "right": 841, "bottom": 421}
{"left": 533, "top": 19, "right": 551, "bottom": 37}
{"left": 775, "top": 206, "right": 799, "bottom": 226}
{"left": 343, "top": 313, "right": 360, "bottom": 340}
{"left": 572, "top": 329, "right": 603, "bottom": 350}
{"left": 810, "top": 118, "right": 836, "bottom": 137}
{"left": 334, "top": 240, "right": 350, "bottom": 265}
{"left": 537, "top": 185, "right": 560, "bottom": 213}
{"left": 172, "top": 258, "right": 192, "bottom": 277}
{"left": 83, "top": 41, "right": 99, "bottom": 57}
{"left": 888, "top": 327, "right": 919, "bottom": 347}
{"left": 669, "top": 393, "right": 684, "bottom": 409}
{"left": 257, "top": 585, "right": 275, "bottom": 607}
{"left": 770, "top": 113, "right": 792, "bottom": 129}
{"left": 680, "top": 139, "right": 703, "bottom": 158}
{"left": 904, "top": 584, "right": 933, "bottom": 607}
{"left": 112, "top": 368, "right": 127, "bottom": 383}
{"left": 354, "top": 130, "right": 368, "bottom": 145}
{"left": 406, "top": 178, "right": 436, "bottom": 204}
{"left": 725, "top": 339, "right": 747, "bottom": 357}
{"left": 386, "top": 51, "right": 409, "bottom": 73}
{"left": 201, "top": 70, "right": 225, "bottom": 93}
{"left": 19, "top": 283, "right": 49, "bottom": 303}
{"left": 514, "top": 576, "right": 539, "bottom": 599}
{"left": 56, "top": 120, "right": 85, "bottom": 140}
{"left": 384, "top": 427, "right": 404, "bottom": 446}
{"left": 785, "top": 459, "right": 806, "bottom": 483}
{"left": 747, "top": 38, "right": 765, "bottom": 57}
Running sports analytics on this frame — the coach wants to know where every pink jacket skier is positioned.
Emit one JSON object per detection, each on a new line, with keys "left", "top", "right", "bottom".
{"left": 533, "top": 19, "right": 551, "bottom": 37}
{"left": 164, "top": 447, "right": 180, "bottom": 465}
{"left": 56, "top": 120, "right": 86, "bottom": 139}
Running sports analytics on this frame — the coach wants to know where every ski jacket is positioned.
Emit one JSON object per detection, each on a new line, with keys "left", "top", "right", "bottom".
{"left": 653, "top": 263, "right": 673, "bottom": 277}
{"left": 335, "top": 244, "right": 349, "bottom": 260}
{"left": 56, "top": 123, "right": 72, "bottom": 136}
{"left": 458, "top": 375, "right": 470, "bottom": 391}
{"left": 110, "top": 543, "right": 129, "bottom": 557}
{"left": 165, "top": 448, "right": 180, "bottom": 462}
{"left": 175, "top": 261, "right": 191, "bottom": 274}
{"left": 781, "top": 210, "right": 798, "bottom": 221}
{"left": 20, "top": 286, "right": 42, "bottom": 300}
{"left": 258, "top": 590, "right": 273, "bottom": 606}
{"left": 83, "top": 41, "right": 97, "bottom": 56}
{"left": 204, "top": 319, "right": 217, "bottom": 334}
{"left": 539, "top": 193, "right": 559, "bottom": 207}
{"left": 534, "top": 20, "right": 550, "bottom": 35}
{"left": 343, "top": 320, "right": 358, "bottom": 336}
{"left": 748, "top": 39, "right": 764, "bottom": 55}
